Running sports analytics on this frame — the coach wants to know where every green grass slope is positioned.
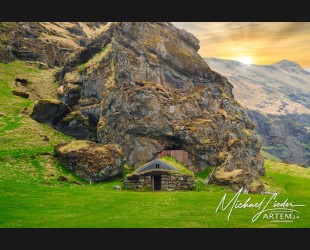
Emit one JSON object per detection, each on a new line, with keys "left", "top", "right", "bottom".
{"left": 0, "top": 61, "right": 81, "bottom": 184}
{"left": 0, "top": 61, "right": 309, "bottom": 228}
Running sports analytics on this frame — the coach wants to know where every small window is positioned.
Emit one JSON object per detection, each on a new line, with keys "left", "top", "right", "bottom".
{"left": 155, "top": 163, "right": 160, "bottom": 169}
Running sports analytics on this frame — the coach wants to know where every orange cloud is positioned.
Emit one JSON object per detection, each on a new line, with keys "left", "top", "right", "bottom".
{"left": 173, "top": 22, "right": 310, "bottom": 68}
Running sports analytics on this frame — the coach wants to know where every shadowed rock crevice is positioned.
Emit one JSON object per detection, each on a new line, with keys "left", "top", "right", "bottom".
{"left": 31, "top": 99, "right": 95, "bottom": 140}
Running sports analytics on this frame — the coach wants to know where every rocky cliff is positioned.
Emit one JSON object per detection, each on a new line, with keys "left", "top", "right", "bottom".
{"left": 0, "top": 22, "right": 107, "bottom": 67}
{"left": 248, "top": 111, "right": 310, "bottom": 166}
{"left": 53, "top": 22, "right": 265, "bottom": 192}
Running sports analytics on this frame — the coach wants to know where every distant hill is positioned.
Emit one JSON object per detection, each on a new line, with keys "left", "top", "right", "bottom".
{"left": 206, "top": 58, "right": 310, "bottom": 115}
{"left": 206, "top": 58, "right": 310, "bottom": 166}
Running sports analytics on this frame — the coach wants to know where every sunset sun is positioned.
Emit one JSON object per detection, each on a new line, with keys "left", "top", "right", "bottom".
{"left": 234, "top": 56, "right": 253, "bottom": 65}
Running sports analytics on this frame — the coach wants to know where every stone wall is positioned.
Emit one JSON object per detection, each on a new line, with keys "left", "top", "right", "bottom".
{"left": 124, "top": 175, "right": 152, "bottom": 190}
{"left": 161, "top": 174, "right": 194, "bottom": 190}
{"left": 124, "top": 172, "right": 195, "bottom": 191}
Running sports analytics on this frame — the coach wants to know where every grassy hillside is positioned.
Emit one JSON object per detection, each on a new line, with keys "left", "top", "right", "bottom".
{"left": 0, "top": 61, "right": 309, "bottom": 228}
{"left": 0, "top": 61, "right": 78, "bottom": 182}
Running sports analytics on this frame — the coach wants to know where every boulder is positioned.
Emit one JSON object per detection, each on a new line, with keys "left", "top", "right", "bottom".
{"left": 31, "top": 99, "right": 71, "bottom": 125}
{"left": 209, "top": 168, "right": 264, "bottom": 194}
{"left": 54, "top": 140, "right": 125, "bottom": 182}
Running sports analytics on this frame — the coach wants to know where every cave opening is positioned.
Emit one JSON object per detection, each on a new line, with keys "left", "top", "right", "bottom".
{"left": 156, "top": 136, "right": 189, "bottom": 164}
{"left": 164, "top": 136, "right": 184, "bottom": 150}
{"left": 164, "top": 143, "right": 182, "bottom": 150}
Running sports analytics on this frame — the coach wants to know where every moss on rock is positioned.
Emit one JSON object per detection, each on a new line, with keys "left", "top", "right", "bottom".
{"left": 55, "top": 140, "right": 125, "bottom": 182}
{"left": 60, "top": 111, "right": 89, "bottom": 126}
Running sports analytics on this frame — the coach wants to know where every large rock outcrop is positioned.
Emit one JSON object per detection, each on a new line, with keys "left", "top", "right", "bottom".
{"left": 31, "top": 99, "right": 93, "bottom": 140}
{"left": 0, "top": 22, "right": 107, "bottom": 67}
{"left": 54, "top": 140, "right": 125, "bottom": 182}
{"left": 55, "top": 22, "right": 265, "bottom": 192}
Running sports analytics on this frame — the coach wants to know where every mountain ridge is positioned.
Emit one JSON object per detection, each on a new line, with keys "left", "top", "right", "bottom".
{"left": 206, "top": 57, "right": 310, "bottom": 115}
{"left": 206, "top": 57, "right": 310, "bottom": 166}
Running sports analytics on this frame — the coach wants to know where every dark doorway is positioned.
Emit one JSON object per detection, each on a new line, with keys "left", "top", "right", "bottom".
{"left": 153, "top": 175, "right": 161, "bottom": 191}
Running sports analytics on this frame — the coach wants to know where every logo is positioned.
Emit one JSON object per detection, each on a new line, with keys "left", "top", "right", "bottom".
{"left": 215, "top": 187, "right": 305, "bottom": 223}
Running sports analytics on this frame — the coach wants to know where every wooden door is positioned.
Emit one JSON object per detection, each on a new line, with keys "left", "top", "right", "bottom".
{"left": 153, "top": 175, "right": 161, "bottom": 191}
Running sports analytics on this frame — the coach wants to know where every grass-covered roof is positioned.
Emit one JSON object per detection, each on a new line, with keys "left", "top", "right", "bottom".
{"left": 133, "top": 156, "right": 194, "bottom": 176}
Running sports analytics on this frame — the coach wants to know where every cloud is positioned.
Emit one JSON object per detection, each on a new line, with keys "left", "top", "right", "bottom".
{"left": 172, "top": 22, "right": 310, "bottom": 68}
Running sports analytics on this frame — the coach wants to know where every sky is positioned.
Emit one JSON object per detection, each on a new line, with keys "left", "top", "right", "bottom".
{"left": 172, "top": 22, "right": 310, "bottom": 69}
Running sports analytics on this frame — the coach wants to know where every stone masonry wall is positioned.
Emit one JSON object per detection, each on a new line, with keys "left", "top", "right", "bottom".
{"left": 124, "top": 175, "right": 153, "bottom": 190}
{"left": 161, "top": 174, "right": 195, "bottom": 190}
{"left": 124, "top": 172, "right": 195, "bottom": 191}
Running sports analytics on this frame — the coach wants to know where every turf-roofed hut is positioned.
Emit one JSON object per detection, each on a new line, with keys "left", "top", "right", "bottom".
{"left": 124, "top": 157, "right": 195, "bottom": 191}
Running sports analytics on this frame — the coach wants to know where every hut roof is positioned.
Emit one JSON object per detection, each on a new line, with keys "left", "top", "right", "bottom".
{"left": 135, "top": 159, "right": 179, "bottom": 173}
{"left": 134, "top": 156, "right": 194, "bottom": 176}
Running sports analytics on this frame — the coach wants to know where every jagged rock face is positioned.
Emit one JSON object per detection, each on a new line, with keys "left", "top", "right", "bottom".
{"left": 248, "top": 111, "right": 310, "bottom": 166}
{"left": 59, "top": 22, "right": 265, "bottom": 191}
{"left": 0, "top": 22, "right": 107, "bottom": 67}
{"left": 31, "top": 99, "right": 94, "bottom": 140}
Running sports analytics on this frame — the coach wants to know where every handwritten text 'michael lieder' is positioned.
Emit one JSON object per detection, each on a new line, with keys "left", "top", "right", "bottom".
{"left": 215, "top": 187, "right": 305, "bottom": 222}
